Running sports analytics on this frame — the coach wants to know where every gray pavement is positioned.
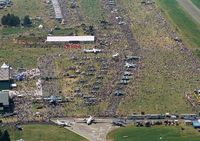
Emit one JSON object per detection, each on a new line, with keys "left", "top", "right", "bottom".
{"left": 52, "top": 118, "right": 117, "bottom": 141}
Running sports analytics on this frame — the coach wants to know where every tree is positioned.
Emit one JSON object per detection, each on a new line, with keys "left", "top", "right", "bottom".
{"left": 1, "top": 13, "right": 20, "bottom": 26}
{"left": 0, "top": 130, "right": 11, "bottom": 141}
{"left": 23, "top": 15, "right": 31, "bottom": 27}
{"left": 1, "top": 15, "right": 7, "bottom": 25}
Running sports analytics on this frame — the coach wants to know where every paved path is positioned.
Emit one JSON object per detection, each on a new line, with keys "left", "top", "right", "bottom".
{"left": 177, "top": 0, "right": 200, "bottom": 25}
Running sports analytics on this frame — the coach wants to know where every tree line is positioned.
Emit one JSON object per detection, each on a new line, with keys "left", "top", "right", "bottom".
{"left": 1, "top": 14, "right": 32, "bottom": 27}
{"left": 0, "top": 130, "right": 10, "bottom": 141}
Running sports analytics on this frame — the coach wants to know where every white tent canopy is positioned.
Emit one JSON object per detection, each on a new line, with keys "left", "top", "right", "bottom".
{"left": 1, "top": 63, "right": 9, "bottom": 69}
{"left": 46, "top": 36, "right": 95, "bottom": 42}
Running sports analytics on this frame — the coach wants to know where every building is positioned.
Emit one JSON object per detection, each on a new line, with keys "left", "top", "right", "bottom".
{"left": 0, "top": 63, "right": 11, "bottom": 90}
{"left": 0, "top": 91, "right": 10, "bottom": 113}
{"left": 46, "top": 36, "right": 95, "bottom": 43}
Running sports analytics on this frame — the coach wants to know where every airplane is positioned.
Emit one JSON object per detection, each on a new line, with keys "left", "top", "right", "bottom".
{"left": 84, "top": 116, "right": 95, "bottom": 125}
{"left": 125, "top": 62, "right": 137, "bottom": 68}
{"left": 76, "top": 116, "right": 107, "bottom": 125}
{"left": 83, "top": 48, "right": 102, "bottom": 54}
{"left": 43, "top": 95, "right": 62, "bottom": 104}
{"left": 56, "top": 119, "right": 72, "bottom": 127}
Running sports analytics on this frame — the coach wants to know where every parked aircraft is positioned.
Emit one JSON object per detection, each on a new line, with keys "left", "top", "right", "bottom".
{"left": 43, "top": 95, "right": 62, "bottom": 104}
{"left": 76, "top": 116, "right": 107, "bottom": 125}
{"left": 56, "top": 119, "right": 72, "bottom": 127}
{"left": 83, "top": 48, "right": 102, "bottom": 54}
{"left": 125, "top": 62, "right": 137, "bottom": 68}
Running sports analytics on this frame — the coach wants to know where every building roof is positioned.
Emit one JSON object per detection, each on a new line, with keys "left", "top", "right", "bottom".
{"left": 46, "top": 36, "right": 95, "bottom": 42}
{"left": 0, "top": 91, "right": 9, "bottom": 106}
{"left": 0, "top": 68, "right": 10, "bottom": 81}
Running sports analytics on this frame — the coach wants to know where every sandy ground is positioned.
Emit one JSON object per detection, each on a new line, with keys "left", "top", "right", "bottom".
{"left": 177, "top": 0, "right": 200, "bottom": 24}
{"left": 52, "top": 118, "right": 118, "bottom": 141}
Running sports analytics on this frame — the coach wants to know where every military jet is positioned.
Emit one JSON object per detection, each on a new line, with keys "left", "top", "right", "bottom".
{"left": 43, "top": 95, "right": 62, "bottom": 104}
{"left": 125, "top": 55, "right": 140, "bottom": 61}
{"left": 56, "top": 119, "right": 72, "bottom": 127}
{"left": 125, "top": 62, "right": 137, "bottom": 68}
{"left": 83, "top": 48, "right": 102, "bottom": 54}
{"left": 114, "top": 90, "right": 125, "bottom": 96}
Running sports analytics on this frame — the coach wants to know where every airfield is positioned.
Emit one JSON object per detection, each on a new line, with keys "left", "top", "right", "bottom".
{"left": 0, "top": 0, "right": 200, "bottom": 141}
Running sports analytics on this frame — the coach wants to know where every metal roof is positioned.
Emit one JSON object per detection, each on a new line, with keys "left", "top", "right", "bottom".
{"left": 0, "top": 91, "right": 9, "bottom": 106}
{"left": 0, "top": 68, "right": 10, "bottom": 81}
{"left": 51, "top": 0, "right": 63, "bottom": 19}
{"left": 46, "top": 36, "right": 95, "bottom": 42}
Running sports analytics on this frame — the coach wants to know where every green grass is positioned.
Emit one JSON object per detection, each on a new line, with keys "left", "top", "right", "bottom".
{"left": 0, "top": 124, "right": 87, "bottom": 141}
{"left": 0, "top": 0, "right": 49, "bottom": 20}
{"left": 0, "top": 43, "right": 63, "bottom": 68}
{"left": 78, "top": 0, "right": 104, "bottom": 23}
{"left": 114, "top": 0, "right": 200, "bottom": 115}
{"left": 191, "top": 0, "right": 200, "bottom": 9}
{"left": 0, "top": 27, "right": 25, "bottom": 35}
{"left": 0, "top": 0, "right": 56, "bottom": 36}
{"left": 158, "top": 0, "right": 200, "bottom": 48}
{"left": 107, "top": 126, "right": 200, "bottom": 141}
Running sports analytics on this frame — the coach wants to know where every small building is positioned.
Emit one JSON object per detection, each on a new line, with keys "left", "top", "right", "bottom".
{"left": 0, "top": 63, "right": 11, "bottom": 90}
{"left": 0, "top": 91, "right": 10, "bottom": 113}
{"left": 46, "top": 36, "right": 95, "bottom": 43}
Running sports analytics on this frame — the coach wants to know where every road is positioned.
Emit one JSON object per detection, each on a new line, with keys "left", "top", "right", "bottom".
{"left": 177, "top": 0, "right": 200, "bottom": 25}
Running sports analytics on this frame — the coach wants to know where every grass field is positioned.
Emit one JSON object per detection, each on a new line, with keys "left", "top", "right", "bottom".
{"left": 78, "top": 0, "right": 104, "bottom": 24}
{"left": 114, "top": 0, "right": 200, "bottom": 115}
{"left": 191, "top": 0, "right": 200, "bottom": 9}
{"left": 0, "top": 0, "right": 55, "bottom": 36}
{"left": 107, "top": 126, "right": 200, "bottom": 141}
{"left": 0, "top": 42, "right": 63, "bottom": 68}
{"left": 0, "top": 124, "right": 87, "bottom": 141}
{"left": 158, "top": 0, "right": 200, "bottom": 48}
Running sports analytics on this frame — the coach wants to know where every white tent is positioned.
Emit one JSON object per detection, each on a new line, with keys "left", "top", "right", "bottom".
{"left": 1, "top": 63, "right": 9, "bottom": 69}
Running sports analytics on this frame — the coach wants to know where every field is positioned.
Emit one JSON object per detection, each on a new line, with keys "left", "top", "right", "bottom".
{"left": 0, "top": 0, "right": 200, "bottom": 118}
{"left": 0, "top": 0, "right": 64, "bottom": 68}
{"left": 0, "top": 0, "right": 56, "bottom": 36}
{"left": 158, "top": 0, "right": 200, "bottom": 48}
{"left": 107, "top": 125, "right": 200, "bottom": 141}
{"left": 78, "top": 0, "right": 104, "bottom": 24}
{"left": 191, "top": 0, "right": 200, "bottom": 9}
{"left": 115, "top": 0, "right": 200, "bottom": 114}
{"left": 0, "top": 42, "right": 63, "bottom": 68}
{"left": 0, "top": 124, "right": 87, "bottom": 141}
